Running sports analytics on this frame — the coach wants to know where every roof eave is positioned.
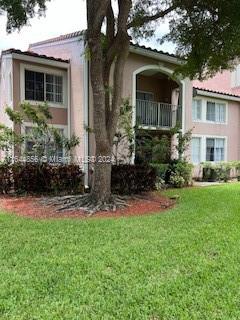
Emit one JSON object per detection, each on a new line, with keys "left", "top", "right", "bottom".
{"left": 129, "top": 45, "right": 183, "bottom": 66}
{"left": 11, "top": 52, "right": 69, "bottom": 68}
{"left": 194, "top": 88, "right": 240, "bottom": 102}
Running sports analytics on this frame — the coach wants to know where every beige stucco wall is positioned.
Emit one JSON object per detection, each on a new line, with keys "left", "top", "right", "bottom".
{"left": 30, "top": 38, "right": 86, "bottom": 161}
{"left": 88, "top": 52, "right": 191, "bottom": 164}
{"left": 10, "top": 58, "right": 69, "bottom": 158}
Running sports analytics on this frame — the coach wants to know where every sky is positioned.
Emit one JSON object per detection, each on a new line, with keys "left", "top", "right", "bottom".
{"left": 0, "top": 0, "right": 174, "bottom": 54}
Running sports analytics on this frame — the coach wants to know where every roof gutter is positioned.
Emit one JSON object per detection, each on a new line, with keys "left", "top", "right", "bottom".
{"left": 129, "top": 45, "right": 183, "bottom": 66}
{"left": 194, "top": 88, "right": 240, "bottom": 102}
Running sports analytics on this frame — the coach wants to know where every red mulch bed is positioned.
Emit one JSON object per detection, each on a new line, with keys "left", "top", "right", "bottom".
{"left": 0, "top": 193, "right": 175, "bottom": 220}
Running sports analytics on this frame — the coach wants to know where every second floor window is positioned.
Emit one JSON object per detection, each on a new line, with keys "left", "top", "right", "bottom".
{"left": 192, "top": 99, "right": 202, "bottom": 121}
{"left": 206, "top": 101, "right": 226, "bottom": 123}
{"left": 25, "top": 70, "right": 63, "bottom": 104}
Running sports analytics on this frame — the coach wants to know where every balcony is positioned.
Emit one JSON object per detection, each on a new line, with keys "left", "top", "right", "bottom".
{"left": 136, "top": 99, "right": 182, "bottom": 129}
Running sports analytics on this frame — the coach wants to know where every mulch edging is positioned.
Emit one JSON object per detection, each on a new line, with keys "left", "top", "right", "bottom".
{"left": 0, "top": 193, "right": 175, "bottom": 220}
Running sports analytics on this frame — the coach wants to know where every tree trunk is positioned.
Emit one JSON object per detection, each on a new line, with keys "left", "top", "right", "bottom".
{"left": 91, "top": 133, "right": 112, "bottom": 202}
{"left": 91, "top": 151, "right": 112, "bottom": 202}
{"left": 87, "top": 0, "right": 131, "bottom": 205}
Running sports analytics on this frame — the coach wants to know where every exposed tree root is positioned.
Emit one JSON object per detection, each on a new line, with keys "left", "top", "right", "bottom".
{"left": 40, "top": 194, "right": 129, "bottom": 215}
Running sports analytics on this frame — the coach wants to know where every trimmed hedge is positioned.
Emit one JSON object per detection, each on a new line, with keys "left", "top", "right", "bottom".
{"left": 111, "top": 164, "right": 157, "bottom": 195}
{"left": 0, "top": 163, "right": 156, "bottom": 196}
{"left": 0, "top": 163, "right": 84, "bottom": 195}
{"left": 0, "top": 163, "right": 12, "bottom": 194}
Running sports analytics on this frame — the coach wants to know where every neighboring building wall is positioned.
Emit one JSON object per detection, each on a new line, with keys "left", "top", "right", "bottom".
{"left": 189, "top": 94, "right": 240, "bottom": 177}
{"left": 192, "top": 97, "right": 240, "bottom": 159}
{"left": 30, "top": 37, "right": 86, "bottom": 163}
{"left": 193, "top": 69, "right": 240, "bottom": 96}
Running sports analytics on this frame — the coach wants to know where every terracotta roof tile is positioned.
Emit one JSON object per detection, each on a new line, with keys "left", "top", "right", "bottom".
{"left": 30, "top": 31, "right": 84, "bottom": 47}
{"left": 193, "top": 86, "right": 240, "bottom": 99}
{"left": 1, "top": 48, "right": 69, "bottom": 64}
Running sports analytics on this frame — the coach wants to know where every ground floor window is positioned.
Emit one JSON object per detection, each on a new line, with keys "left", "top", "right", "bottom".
{"left": 191, "top": 136, "right": 226, "bottom": 164}
{"left": 206, "top": 138, "right": 225, "bottom": 162}
{"left": 25, "top": 126, "right": 64, "bottom": 162}
{"left": 191, "top": 137, "right": 201, "bottom": 164}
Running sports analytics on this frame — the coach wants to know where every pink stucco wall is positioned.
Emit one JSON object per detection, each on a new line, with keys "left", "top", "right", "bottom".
{"left": 189, "top": 70, "right": 240, "bottom": 164}
{"left": 193, "top": 101, "right": 240, "bottom": 161}
{"left": 193, "top": 70, "right": 240, "bottom": 96}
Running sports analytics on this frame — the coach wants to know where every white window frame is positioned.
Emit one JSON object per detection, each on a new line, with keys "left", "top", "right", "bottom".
{"left": 191, "top": 134, "right": 227, "bottom": 164}
{"left": 20, "top": 63, "right": 68, "bottom": 109}
{"left": 191, "top": 137, "right": 202, "bottom": 164}
{"left": 192, "top": 98, "right": 202, "bottom": 122}
{"left": 206, "top": 100, "right": 227, "bottom": 124}
{"left": 193, "top": 97, "right": 228, "bottom": 125}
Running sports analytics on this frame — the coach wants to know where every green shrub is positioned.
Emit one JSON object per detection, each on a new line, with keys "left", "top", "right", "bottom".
{"left": 202, "top": 162, "right": 234, "bottom": 182}
{"left": 111, "top": 165, "right": 157, "bottom": 195}
{"left": 0, "top": 162, "right": 12, "bottom": 194}
{"left": 150, "top": 163, "right": 168, "bottom": 180}
{"left": 150, "top": 160, "right": 193, "bottom": 189}
{"left": 169, "top": 172, "right": 185, "bottom": 188}
{"left": 150, "top": 163, "right": 168, "bottom": 190}
{"left": 166, "top": 160, "right": 193, "bottom": 187}
{"left": 4, "top": 163, "right": 85, "bottom": 195}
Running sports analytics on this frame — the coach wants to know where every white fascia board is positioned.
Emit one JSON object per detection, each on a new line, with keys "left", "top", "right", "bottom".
{"left": 12, "top": 53, "right": 69, "bottom": 69}
{"left": 194, "top": 88, "right": 240, "bottom": 102}
{"left": 129, "top": 45, "right": 183, "bottom": 66}
{"left": 29, "top": 36, "right": 84, "bottom": 49}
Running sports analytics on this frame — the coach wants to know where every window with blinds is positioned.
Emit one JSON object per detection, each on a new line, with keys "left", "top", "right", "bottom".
{"left": 25, "top": 70, "right": 63, "bottom": 104}
{"left": 206, "top": 138, "right": 225, "bottom": 162}
{"left": 206, "top": 101, "right": 226, "bottom": 123}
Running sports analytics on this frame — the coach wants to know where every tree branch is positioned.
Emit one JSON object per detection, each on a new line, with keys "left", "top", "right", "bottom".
{"left": 104, "top": 1, "right": 115, "bottom": 118}
{"left": 87, "top": 0, "right": 109, "bottom": 36}
{"left": 127, "top": 5, "right": 176, "bottom": 29}
{"left": 107, "top": 1, "right": 131, "bottom": 141}
{"left": 106, "top": 1, "right": 115, "bottom": 44}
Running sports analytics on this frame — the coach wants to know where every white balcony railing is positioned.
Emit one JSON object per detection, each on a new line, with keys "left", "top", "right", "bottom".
{"left": 136, "top": 99, "right": 182, "bottom": 129}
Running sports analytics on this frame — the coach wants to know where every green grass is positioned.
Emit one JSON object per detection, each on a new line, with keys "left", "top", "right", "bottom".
{"left": 1, "top": 184, "right": 240, "bottom": 319}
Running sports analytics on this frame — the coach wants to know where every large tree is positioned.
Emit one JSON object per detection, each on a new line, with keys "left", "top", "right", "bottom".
{"left": 83, "top": 0, "right": 240, "bottom": 211}
{"left": 0, "top": 0, "right": 49, "bottom": 32}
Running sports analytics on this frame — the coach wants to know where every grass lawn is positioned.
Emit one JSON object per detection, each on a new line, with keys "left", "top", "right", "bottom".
{"left": 1, "top": 184, "right": 240, "bottom": 319}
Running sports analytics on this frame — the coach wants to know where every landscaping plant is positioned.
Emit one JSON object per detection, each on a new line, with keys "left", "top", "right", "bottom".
{"left": 0, "top": 103, "right": 79, "bottom": 162}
